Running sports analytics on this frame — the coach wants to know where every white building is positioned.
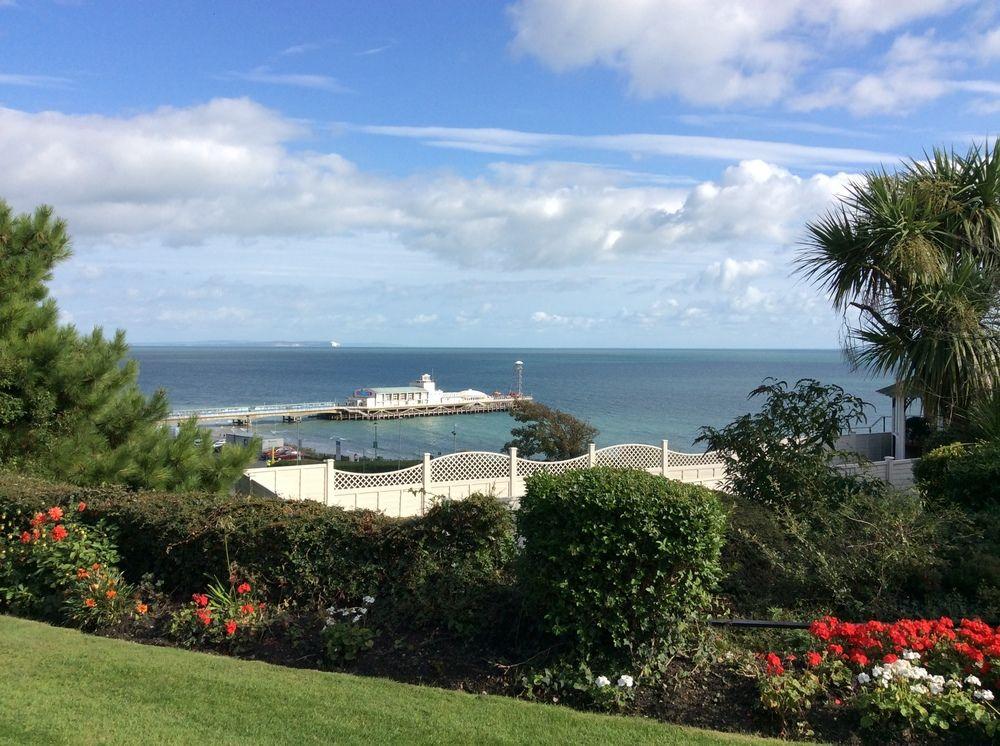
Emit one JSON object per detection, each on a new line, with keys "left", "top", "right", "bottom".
{"left": 346, "top": 373, "right": 491, "bottom": 409}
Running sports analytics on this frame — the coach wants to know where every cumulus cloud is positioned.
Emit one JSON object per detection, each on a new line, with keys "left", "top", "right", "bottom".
{"left": 0, "top": 99, "right": 855, "bottom": 270}
{"left": 508, "top": 0, "right": 966, "bottom": 107}
{"left": 531, "top": 311, "right": 601, "bottom": 329}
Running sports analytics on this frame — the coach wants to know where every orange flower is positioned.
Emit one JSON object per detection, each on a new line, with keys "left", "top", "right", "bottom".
{"left": 77, "top": 501, "right": 87, "bottom": 512}
{"left": 84, "top": 598, "right": 96, "bottom": 608}
{"left": 19, "top": 531, "right": 31, "bottom": 544}
{"left": 135, "top": 602, "right": 148, "bottom": 615}
{"left": 77, "top": 568, "right": 90, "bottom": 580}
{"left": 224, "top": 619, "right": 238, "bottom": 636}
{"left": 91, "top": 562, "right": 101, "bottom": 571}
{"left": 51, "top": 524, "right": 68, "bottom": 542}
{"left": 105, "top": 589, "right": 117, "bottom": 600}
{"left": 239, "top": 603, "right": 255, "bottom": 616}
{"left": 236, "top": 582, "right": 251, "bottom": 595}
{"left": 47, "top": 506, "right": 64, "bottom": 521}
{"left": 30, "top": 511, "right": 46, "bottom": 527}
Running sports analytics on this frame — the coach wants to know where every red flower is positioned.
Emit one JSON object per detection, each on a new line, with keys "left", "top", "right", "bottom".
{"left": 105, "top": 589, "right": 117, "bottom": 600}
{"left": 827, "top": 644, "right": 844, "bottom": 656}
{"left": 76, "top": 568, "right": 90, "bottom": 580}
{"left": 240, "top": 603, "right": 255, "bottom": 615}
{"left": 47, "top": 506, "right": 64, "bottom": 521}
{"left": 805, "top": 651, "right": 822, "bottom": 668}
{"left": 51, "top": 524, "right": 68, "bottom": 542}
{"left": 192, "top": 593, "right": 209, "bottom": 608}
{"left": 196, "top": 609, "right": 212, "bottom": 626}
{"left": 84, "top": 598, "right": 96, "bottom": 608}
{"left": 224, "top": 619, "right": 238, "bottom": 636}
{"left": 236, "top": 582, "right": 251, "bottom": 595}
{"left": 882, "top": 653, "right": 898, "bottom": 664}
{"left": 764, "top": 652, "right": 784, "bottom": 676}
{"left": 848, "top": 651, "right": 869, "bottom": 667}
{"left": 30, "top": 512, "right": 46, "bottom": 527}
{"left": 77, "top": 501, "right": 87, "bottom": 512}
{"left": 19, "top": 531, "right": 31, "bottom": 544}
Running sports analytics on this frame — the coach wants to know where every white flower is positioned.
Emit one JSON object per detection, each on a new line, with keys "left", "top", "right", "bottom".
{"left": 911, "top": 684, "right": 929, "bottom": 695}
{"left": 594, "top": 676, "right": 610, "bottom": 688}
{"left": 929, "top": 682, "right": 944, "bottom": 695}
{"left": 902, "top": 650, "right": 921, "bottom": 661}
{"left": 975, "top": 689, "right": 995, "bottom": 702}
{"left": 857, "top": 673, "right": 871, "bottom": 685}
{"left": 362, "top": 595, "right": 375, "bottom": 605}
{"left": 351, "top": 614, "right": 361, "bottom": 623}
{"left": 516, "top": 535, "right": 527, "bottom": 549}
{"left": 617, "top": 675, "right": 634, "bottom": 688}
{"left": 966, "top": 675, "right": 983, "bottom": 687}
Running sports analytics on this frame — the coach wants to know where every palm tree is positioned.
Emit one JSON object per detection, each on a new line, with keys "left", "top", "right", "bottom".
{"left": 798, "top": 141, "right": 1000, "bottom": 425}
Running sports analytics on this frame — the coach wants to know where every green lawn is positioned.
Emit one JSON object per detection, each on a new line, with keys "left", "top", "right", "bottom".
{"left": 0, "top": 615, "right": 790, "bottom": 745}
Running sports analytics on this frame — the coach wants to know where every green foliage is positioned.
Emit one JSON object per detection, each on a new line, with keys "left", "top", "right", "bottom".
{"left": 696, "top": 378, "right": 873, "bottom": 510}
{"left": 504, "top": 400, "right": 598, "bottom": 460}
{"left": 168, "top": 577, "right": 269, "bottom": 649}
{"left": 0, "top": 502, "right": 123, "bottom": 621}
{"left": 799, "top": 141, "right": 1000, "bottom": 425}
{"left": 517, "top": 468, "right": 726, "bottom": 662}
{"left": 383, "top": 494, "right": 516, "bottom": 639}
{"left": 323, "top": 622, "right": 375, "bottom": 663}
{"left": 0, "top": 200, "right": 255, "bottom": 491}
{"left": 0, "top": 474, "right": 517, "bottom": 640}
{"left": 915, "top": 441, "right": 1000, "bottom": 509}
{"left": 723, "top": 489, "right": 959, "bottom": 618}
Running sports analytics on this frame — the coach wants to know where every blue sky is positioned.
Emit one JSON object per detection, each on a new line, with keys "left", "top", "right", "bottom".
{"left": 1, "top": 0, "right": 998, "bottom": 346}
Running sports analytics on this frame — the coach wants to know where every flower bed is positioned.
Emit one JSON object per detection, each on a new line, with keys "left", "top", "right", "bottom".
{"left": 758, "top": 616, "right": 1000, "bottom": 739}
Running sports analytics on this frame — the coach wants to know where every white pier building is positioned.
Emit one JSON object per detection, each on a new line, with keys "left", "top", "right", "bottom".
{"left": 346, "top": 373, "right": 491, "bottom": 409}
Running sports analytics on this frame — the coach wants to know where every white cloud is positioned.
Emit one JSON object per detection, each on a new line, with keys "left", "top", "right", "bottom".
{"left": 508, "top": 0, "right": 966, "bottom": 107}
{"left": 0, "top": 99, "right": 857, "bottom": 272}
{"left": 405, "top": 313, "right": 438, "bottom": 325}
{"left": 701, "top": 258, "right": 769, "bottom": 290}
{"left": 531, "top": 311, "right": 601, "bottom": 329}
{"left": 221, "top": 67, "right": 351, "bottom": 93}
{"left": 357, "top": 123, "right": 896, "bottom": 167}
{"left": 0, "top": 72, "right": 71, "bottom": 88}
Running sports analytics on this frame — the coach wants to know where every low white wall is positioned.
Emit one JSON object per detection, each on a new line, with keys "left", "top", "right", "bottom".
{"left": 242, "top": 446, "right": 918, "bottom": 518}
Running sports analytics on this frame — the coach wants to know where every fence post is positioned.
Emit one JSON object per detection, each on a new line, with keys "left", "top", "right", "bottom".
{"left": 884, "top": 455, "right": 895, "bottom": 485}
{"left": 422, "top": 453, "right": 432, "bottom": 515}
{"left": 509, "top": 447, "right": 518, "bottom": 500}
{"left": 587, "top": 442, "right": 596, "bottom": 468}
{"left": 662, "top": 439, "right": 669, "bottom": 476}
{"left": 325, "top": 459, "right": 336, "bottom": 505}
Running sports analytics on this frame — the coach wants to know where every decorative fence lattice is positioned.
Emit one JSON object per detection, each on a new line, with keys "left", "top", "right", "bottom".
{"left": 516, "top": 454, "right": 589, "bottom": 476}
{"left": 595, "top": 444, "right": 662, "bottom": 469}
{"left": 334, "top": 463, "right": 424, "bottom": 491}
{"left": 431, "top": 451, "right": 510, "bottom": 482}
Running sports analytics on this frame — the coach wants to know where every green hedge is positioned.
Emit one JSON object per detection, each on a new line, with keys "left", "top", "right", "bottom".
{"left": 516, "top": 468, "right": 727, "bottom": 660}
{"left": 0, "top": 474, "right": 516, "bottom": 632}
{"left": 914, "top": 442, "right": 1000, "bottom": 508}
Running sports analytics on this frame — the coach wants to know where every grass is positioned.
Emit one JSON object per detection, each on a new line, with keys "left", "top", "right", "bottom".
{"left": 0, "top": 615, "right": 790, "bottom": 745}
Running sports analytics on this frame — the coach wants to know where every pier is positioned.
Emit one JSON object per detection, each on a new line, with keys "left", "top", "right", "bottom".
{"left": 162, "top": 396, "right": 530, "bottom": 425}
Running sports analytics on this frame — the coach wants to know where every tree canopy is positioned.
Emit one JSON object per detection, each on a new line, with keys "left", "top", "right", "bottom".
{"left": 504, "top": 400, "right": 597, "bottom": 461}
{"left": 799, "top": 141, "right": 1000, "bottom": 425}
{"left": 0, "top": 201, "right": 254, "bottom": 491}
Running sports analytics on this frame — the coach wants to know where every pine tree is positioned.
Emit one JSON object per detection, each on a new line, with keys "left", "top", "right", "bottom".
{"left": 0, "top": 201, "right": 255, "bottom": 491}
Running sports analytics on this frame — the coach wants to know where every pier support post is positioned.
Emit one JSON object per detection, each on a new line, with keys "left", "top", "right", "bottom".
{"left": 587, "top": 442, "right": 596, "bottom": 468}
{"left": 422, "top": 453, "right": 432, "bottom": 515}
{"left": 324, "top": 459, "right": 335, "bottom": 506}
{"left": 661, "top": 440, "right": 669, "bottom": 476}
{"left": 509, "top": 447, "right": 518, "bottom": 500}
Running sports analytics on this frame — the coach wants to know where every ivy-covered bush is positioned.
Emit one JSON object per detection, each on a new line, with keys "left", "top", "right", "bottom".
{"left": 517, "top": 468, "right": 726, "bottom": 661}
{"left": 382, "top": 494, "right": 516, "bottom": 639}
{"left": 915, "top": 441, "right": 1000, "bottom": 508}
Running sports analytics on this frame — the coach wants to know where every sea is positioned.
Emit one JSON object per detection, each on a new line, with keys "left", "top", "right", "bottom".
{"left": 131, "top": 347, "right": 893, "bottom": 460}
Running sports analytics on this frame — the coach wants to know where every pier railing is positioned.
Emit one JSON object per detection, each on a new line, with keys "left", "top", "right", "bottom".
{"left": 241, "top": 442, "right": 919, "bottom": 518}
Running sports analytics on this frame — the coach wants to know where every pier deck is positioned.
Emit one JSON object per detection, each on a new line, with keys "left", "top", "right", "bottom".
{"left": 162, "top": 396, "right": 530, "bottom": 425}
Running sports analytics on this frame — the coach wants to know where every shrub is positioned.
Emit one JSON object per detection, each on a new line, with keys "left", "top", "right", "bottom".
{"left": 169, "top": 578, "right": 269, "bottom": 649}
{"left": 696, "top": 378, "right": 873, "bottom": 510}
{"left": 0, "top": 501, "right": 126, "bottom": 622}
{"left": 383, "top": 494, "right": 516, "bottom": 639}
{"left": 915, "top": 441, "right": 1000, "bottom": 509}
{"left": 517, "top": 468, "right": 726, "bottom": 661}
{"left": 722, "top": 488, "right": 960, "bottom": 618}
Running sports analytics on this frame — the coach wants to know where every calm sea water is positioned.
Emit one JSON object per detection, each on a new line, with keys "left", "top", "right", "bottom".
{"left": 131, "top": 347, "right": 893, "bottom": 459}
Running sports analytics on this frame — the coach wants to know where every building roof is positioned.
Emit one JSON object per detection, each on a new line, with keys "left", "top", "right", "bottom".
{"left": 366, "top": 386, "right": 426, "bottom": 394}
